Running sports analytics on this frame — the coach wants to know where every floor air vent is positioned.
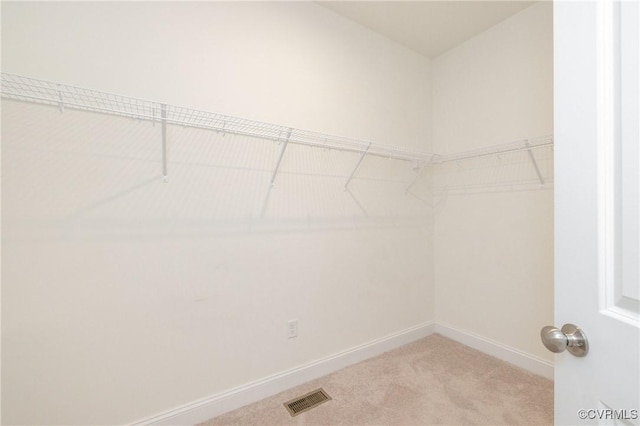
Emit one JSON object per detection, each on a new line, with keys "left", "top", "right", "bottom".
{"left": 283, "top": 388, "right": 332, "bottom": 417}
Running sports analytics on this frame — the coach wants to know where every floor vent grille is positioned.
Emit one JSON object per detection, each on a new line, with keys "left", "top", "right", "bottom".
{"left": 283, "top": 388, "right": 332, "bottom": 417}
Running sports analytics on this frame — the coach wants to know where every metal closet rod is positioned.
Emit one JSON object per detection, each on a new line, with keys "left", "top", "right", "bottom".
{"left": 0, "top": 72, "right": 431, "bottom": 163}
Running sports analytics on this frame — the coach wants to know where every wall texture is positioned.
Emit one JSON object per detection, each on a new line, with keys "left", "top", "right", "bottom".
{"left": 1, "top": 3, "right": 433, "bottom": 424}
{"left": 431, "top": 2, "right": 554, "bottom": 363}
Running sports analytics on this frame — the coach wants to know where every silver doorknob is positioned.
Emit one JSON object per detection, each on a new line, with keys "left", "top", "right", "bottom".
{"left": 540, "top": 323, "right": 588, "bottom": 357}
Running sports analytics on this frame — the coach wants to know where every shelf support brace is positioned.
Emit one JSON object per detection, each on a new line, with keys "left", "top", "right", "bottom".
{"left": 161, "top": 103, "right": 168, "bottom": 182}
{"left": 269, "top": 128, "right": 292, "bottom": 188}
{"left": 525, "top": 142, "right": 544, "bottom": 185}
{"left": 345, "top": 143, "right": 371, "bottom": 190}
{"left": 261, "top": 128, "right": 292, "bottom": 218}
{"left": 406, "top": 160, "right": 429, "bottom": 193}
{"left": 57, "top": 85, "right": 64, "bottom": 113}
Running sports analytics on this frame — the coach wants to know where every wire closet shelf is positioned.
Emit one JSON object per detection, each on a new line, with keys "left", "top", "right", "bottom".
{"left": 1, "top": 72, "right": 553, "bottom": 189}
{"left": 431, "top": 136, "right": 553, "bottom": 164}
{"left": 0, "top": 72, "right": 431, "bottom": 162}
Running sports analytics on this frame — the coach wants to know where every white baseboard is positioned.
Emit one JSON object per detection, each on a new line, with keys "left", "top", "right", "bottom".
{"left": 434, "top": 321, "right": 554, "bottom": 380}
{"left": 133, "top": 320, "right": 553, "bottom": 425}
{"left": 132, "top": 321, "right": 436, "bottom": 426}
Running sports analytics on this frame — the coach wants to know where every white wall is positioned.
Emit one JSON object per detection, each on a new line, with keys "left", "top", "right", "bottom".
{"left": 1, "top": 3, "right": 433, "bottom": 424}
{"left": 432, "top": 2, "right": 554, "bottom": 362}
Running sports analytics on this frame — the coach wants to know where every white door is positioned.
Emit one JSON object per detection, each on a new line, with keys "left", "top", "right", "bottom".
{"left": 553, "top": 0, "right": 640, "bottom": 424}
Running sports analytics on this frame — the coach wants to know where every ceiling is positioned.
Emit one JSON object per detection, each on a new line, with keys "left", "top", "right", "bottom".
{"left": 319, "top": 1, "right": 535, "bottom": 58}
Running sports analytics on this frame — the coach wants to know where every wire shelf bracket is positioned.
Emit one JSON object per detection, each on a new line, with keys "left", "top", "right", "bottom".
{"left": 525, "top": 141, "right": 545, "bottom": 186}
{"left": 260, "top": 128, "right": 292, "bottom": 218}
{"left": 161, "top": 103, "right": 168, "bottom": 182}
{"left": 269, "top": 128, "right": 292, "bottom": 188}
{"left": 344, "top": 143, "right": 371, "bottom": 190}
{"left": 57, "top": 85, "right": 64, "bottom": 113}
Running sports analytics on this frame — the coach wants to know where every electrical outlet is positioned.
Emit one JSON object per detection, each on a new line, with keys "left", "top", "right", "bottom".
{"left": 287, "top": 320, "right": 298, "bottom": 339}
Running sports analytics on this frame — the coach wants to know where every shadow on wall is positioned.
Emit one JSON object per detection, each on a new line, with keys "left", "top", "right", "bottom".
{"left": 2, "top": 100, "right": 434, "bottom": 243}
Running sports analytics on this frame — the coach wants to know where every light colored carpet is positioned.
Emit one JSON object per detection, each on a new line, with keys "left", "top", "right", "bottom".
{"left": 201, "top": 334, "right": 553, "bottom": 425}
